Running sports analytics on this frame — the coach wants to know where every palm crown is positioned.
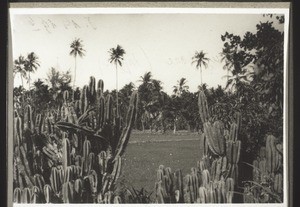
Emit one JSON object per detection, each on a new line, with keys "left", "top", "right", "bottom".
{"left": 70, "top": 38, "right": 86, "bottom": 58}
{"left": 70, "top": 38, "right": 85, "bottom": 88}
{"left": 192, "top": 50, "right": 209, "bottom": 85}
{"left": 139, "top": 72, "right": 152, "bottom": 85}
{"left": 14, "top": 56, "right": 26, "bottom": 75}
{"left": 25, "top": 52, "right": 40, "bottom": 71}
{"left": 192, "top": 50, "right": 209, "bottom": 70}
{"left": 25, "top": 52, "right": 40, "bottom": 89}
{"left": 173, "top": 78, "right": 189, "bottom": 96}
{"left": 13, "top": 55, "right": 27, "bottom": 87}
{"left": 109, "top": 45, "right": 126, "bottom": 67}
{"left": 108, "top": 44, "right": 126, "bottom": 117}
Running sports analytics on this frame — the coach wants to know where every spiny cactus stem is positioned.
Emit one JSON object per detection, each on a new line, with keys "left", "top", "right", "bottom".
{"left": 19, "top": 145, "right": 35, "bottom": 185}
{"left": 113, "top": 92, "right": 138, "bottom": 161}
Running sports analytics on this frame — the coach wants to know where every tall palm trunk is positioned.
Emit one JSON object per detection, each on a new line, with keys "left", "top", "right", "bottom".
{"left": 115, "top": 64, "right": 119, "bottom": 117}
{"left": 173, "top": 121, "right": 176, "bottom": 134}
{"left": 73, "top": 56, "right": 77, "bottom": 88}
{"left": 28, "top": 72, "right": 31, "bottom": 89}
{"left": 200, "top": 68, "right": 203, "bottom": 85}
{"left": 173, "top": 116, "right": 177, "bottom": 134}
{"left": 20, "top": 73, "right": 24, "bottom": 88}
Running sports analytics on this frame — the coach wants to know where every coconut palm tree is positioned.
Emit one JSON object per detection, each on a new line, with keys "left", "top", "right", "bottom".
{"left": 25, "top": 52, "right": 40, "bottom": 89}
{"left": 138, "top": 71, "right": 153, "bottom": 102}
{"left": 70, "top": 38, "right": 86, "bottom": 88}
{"left": 108, "top": 45, "right": 126, "bottom": 117}
{"left": 192, "top": 50, "right": 210, "bottom": 85}
{"left": 151, "top": 79, "right": 162, "bottom": 92}
{"left": 173, "top": 78, "right": 189, "bottom": 97}
{"left": 139, "top": 71, "right": 152, "bottom": 85}
{"left": 13, "top": 55, "right": 26, "bottom": 88}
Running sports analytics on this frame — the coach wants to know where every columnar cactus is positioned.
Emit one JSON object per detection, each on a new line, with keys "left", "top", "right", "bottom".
{"left": 43, "top": 184, "right": 52, "bottom": 203}
{"left": 244, "top": 135, "right": 283, "bottom": 203}
{"left": 199, "top": 91, "right": 241, "bottom": 183}
{"left": 203, "top": 121, "right": 226, "bottom": 156}
{"left": 53, "top": 78, "right": 138, "bottom": 203}
{"left": 155, "top": 91, "right": 241, "bottom": 203}
{"left": 198, "top": 91, "right": 210, "bottom": 123}
{"left": 155, "top": 165, "right": 235, "bottom": 203}
{"left": 13, "top": 188, "right": 22, "bottom": 203}
{"left": 155, "top": 165, "right": 182, "bottom": 203}
{"left": 62, "top": 136, "right": 71, "bottom": 171}
{"left": 88, "top": 76, "right": 96, "bottom": 104}
{"left": 13, "top": 77, "right": 139, "bottom": 203}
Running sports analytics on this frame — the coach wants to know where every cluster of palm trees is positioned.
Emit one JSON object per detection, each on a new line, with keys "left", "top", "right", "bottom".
{"left": 69, "top": 38, "right": 126, "bottom": 116}
{"left": 14, "top": 38, "right": 214, "bottom": 119}
{"left": 13, "top": 52, "right": 40, "bottom": 89}
{"left": 14, "top": 43, "right": 213, "bottom": 134}
{"left": 68, "top": 38, "right": 212, "bottom": 93}
{"left": 12, "top": 38, "right": 256, "bottom": 135}
{"left": 13, "top": 35, "right": 250, "bottom": 111}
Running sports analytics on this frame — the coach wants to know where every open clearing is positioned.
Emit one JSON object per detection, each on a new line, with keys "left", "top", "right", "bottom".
{"left": 122, "top": 131, "right": 204, "bottom": 195}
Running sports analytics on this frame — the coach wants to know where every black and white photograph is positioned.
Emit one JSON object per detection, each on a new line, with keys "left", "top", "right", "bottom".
{"left": 9, "top": 5, "right": 290, "bottom": 206}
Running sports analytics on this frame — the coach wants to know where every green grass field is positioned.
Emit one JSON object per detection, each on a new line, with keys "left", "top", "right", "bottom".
{"left": 121, "top": 131, "right": 203, "bottom": 197}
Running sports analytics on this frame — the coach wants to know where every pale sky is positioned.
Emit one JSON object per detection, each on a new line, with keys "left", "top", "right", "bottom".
{"left": 11, "top": 12, "right": 284, "bottom": 94}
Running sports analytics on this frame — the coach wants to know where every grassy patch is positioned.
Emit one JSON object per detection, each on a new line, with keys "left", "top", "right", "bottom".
{"left": 129, "top": 130, "right": 201, "bottom": 143}
{"left": 122, "top": 132, "right": 204, "bottom": 198}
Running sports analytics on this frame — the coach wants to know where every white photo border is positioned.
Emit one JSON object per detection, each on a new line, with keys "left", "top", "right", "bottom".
{"left": 8, "top": 5, "right": 291, "bottom": 207}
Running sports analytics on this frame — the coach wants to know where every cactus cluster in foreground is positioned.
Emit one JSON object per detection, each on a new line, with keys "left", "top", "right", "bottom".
{"left": 155, "top": 164, "right": 235, "bottom": 203}
{"left": 243, "top": 135, "right": 283, "bottom": 203}
{"left": 155, "top": 90, "right": 242, "bottom": 203}
{"left": 13, "top": 77, "right": 138, "bottom": 203}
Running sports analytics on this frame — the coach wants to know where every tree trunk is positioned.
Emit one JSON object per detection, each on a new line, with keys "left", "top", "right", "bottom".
{"left": 200, "top": 68, "right": 202, "bottom": 85}
{"left": 73, "top": 56, "right": 77, "bottom": 88}
{"left": 28, "top": 72, "right": 31, "bottom": 89}
{"left": 142, "top": 121, "right": 145, "bottom": 132}
{"left": 187, "top": 123, "right": 191, "bottom": 132}
{"left": 161, "top": 119, "right": 166, "bottom": 134}
{"left": 173, "top": 121, "right": 176, "bottom": 134}
{"left": 116, "top": 64, "right": 119, "bottom": 117}
{"left": 20, "top": 74, "right": 24, "bottom": 88}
